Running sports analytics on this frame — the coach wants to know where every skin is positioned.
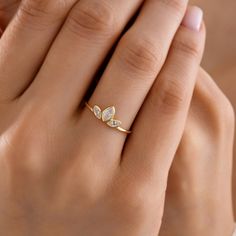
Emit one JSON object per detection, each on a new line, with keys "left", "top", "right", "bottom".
{"left": 189, "top": 0, "right": 236, "bottom": 217}
{"left": 0, "top": 0, "right": 20, "bottom": 29}
{"left": 0, "top": 0, "right": 234, "bottom": 235}
{"left": 160, "top": 68, "right": 235, "bottom": 235}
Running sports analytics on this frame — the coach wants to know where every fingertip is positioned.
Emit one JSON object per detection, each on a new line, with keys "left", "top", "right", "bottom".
{"left": 173, "top": 12, "right": 207, "bottom": 63}
{"left": 182, "top": 6, "right": 203, "bottom": 32}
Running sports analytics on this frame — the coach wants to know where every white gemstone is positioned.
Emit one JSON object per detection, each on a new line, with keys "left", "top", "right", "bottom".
{"left": 102, "top": 106, "right": 115, "bottom": 122}
{"left": 107, "top": 119, "right": 122, "bottom": 128}
{"left": 93, "top": 105, "right": 102, "bottom": 119}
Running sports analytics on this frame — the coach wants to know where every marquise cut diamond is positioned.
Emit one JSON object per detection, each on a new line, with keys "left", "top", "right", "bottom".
{"left": 93, "top": 105, "right": 102, "bottom": 119}
{"left": 102, "top": 106, "right": 115, "bottom": 122}
{"left": 107, "top": 119, "right": 122, "bottom": 128}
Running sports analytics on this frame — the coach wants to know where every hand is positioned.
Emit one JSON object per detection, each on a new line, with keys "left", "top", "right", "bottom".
{"left": 160, "top": 68, "right": 235, "bottom": 236}
{"left": 0, "top": 0, "right": 205, "bottom": 235}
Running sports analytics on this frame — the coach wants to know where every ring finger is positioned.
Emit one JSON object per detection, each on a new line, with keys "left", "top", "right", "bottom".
{"left": 81, "top": 0, "right": 188, "bottom": 153}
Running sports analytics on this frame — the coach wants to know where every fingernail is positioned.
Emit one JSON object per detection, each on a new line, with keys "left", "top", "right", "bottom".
{"left": 182, "top": 6, "right": 203, "bottom": 32}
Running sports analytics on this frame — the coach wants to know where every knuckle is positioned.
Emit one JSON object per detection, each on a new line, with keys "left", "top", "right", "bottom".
{"left": 17, "top": 0, "right": 68, "bottom": 28}
{"left": 198, "top": 71, "right": 235, "bottom": 135}
{"left": 118, "top": 35, "right": 161, "bottom": 76}
{"left": 75, "top": 178, "right": 100, "bottom": 204}
{"left": 159, "top": 0, "right": 186, "bottom": 16}
{"left": 67, "top": 1, "right": 116, "bottom": 39}
{"left": 156, "top": 78, "right": 187, "bottom": 113}
{"left": 0, "top": 103, "right": 57, "bottom": 174}
{"left": 18, "top": 0, "right": 49, "bottom": 19}
{"left": 111, "top": 173, "right": 163, "bottom": 225}
{"left": 172, "top": 36, "right": 201, "bottom": 59}
{"left": 215, "top": 93, "right": 235, "bottom": 131}
{"left": 0, "top": 130, "right": 35, "bottom": 176}
{"left": 114, "top": 186, "right": 150, "bottom": 224}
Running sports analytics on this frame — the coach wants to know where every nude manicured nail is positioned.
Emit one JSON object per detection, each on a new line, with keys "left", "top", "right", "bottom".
{"left": 182, "top": 6, "right": 203, "bottom": 32}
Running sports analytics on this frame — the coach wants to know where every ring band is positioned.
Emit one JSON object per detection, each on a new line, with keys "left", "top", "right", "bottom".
{"left": 85, "top": 102, "right": 132, "bottom": 134}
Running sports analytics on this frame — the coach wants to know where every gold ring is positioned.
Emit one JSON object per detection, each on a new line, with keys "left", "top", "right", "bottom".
{"left": 85, "top": 102, "right": 132, "bottom": 134}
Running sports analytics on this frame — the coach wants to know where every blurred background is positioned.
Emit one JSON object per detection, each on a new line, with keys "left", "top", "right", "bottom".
{"left": 190, "top": 0, "right": 236, "bottom": 215}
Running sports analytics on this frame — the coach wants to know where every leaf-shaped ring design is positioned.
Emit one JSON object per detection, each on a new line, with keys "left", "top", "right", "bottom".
{"left": 85, "top": 102, "right": 132, "bottom": 134}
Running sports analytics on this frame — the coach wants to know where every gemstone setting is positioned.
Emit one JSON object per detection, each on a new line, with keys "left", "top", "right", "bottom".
{"left": 102, "top": 106, "right": 115, "bottom": 122}
{"left": 85, "top": 102, "right": 131, "bottom": 134}
{"left": 92, "top": 105, "right": 122, "bottom": 128}
{"left": 93, "top": 105, "right": 102, "bottom": 119}
{"left": 107, "top": 119, "right": 122, "bottom": 128}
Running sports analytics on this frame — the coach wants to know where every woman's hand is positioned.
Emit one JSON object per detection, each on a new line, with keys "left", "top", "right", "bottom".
{"left": 0, "top": 0, "right": 205, "bottom": 235}
{"left": 160, "top": 68, "right": 235, "bottom": 236}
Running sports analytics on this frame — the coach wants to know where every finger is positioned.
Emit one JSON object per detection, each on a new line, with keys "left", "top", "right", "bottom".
{"left": 123, "top": 7, "right": 205, "bottom": 184}
{"left": 80, "top": 0, "right": 188, "bottom": 154}
{"left": 0, "top": 0, "right": 78, "bottom": 102}
{"left": 22, "top": 0, "right": 144, "bottom": 115}
{"left": 0, "top": 0, "right": 20, "bottom": 29}
{"left": 160, "top": 68, "right": 235, "bottom": 235}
